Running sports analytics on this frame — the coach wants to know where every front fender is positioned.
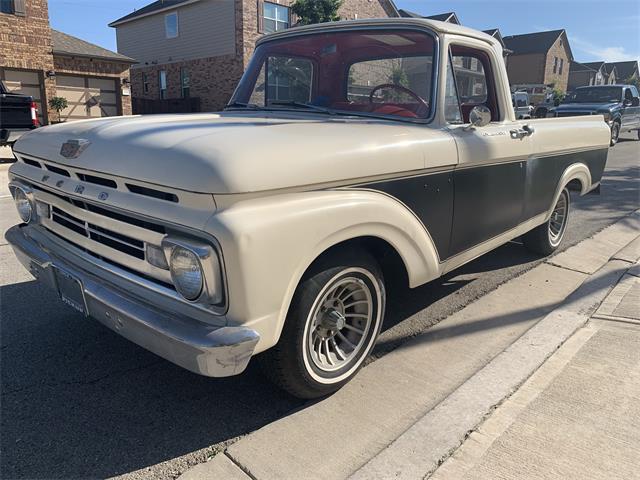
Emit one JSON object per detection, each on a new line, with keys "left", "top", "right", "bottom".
{"left": 205, "top": 189, "right": 440, "bottom": 351}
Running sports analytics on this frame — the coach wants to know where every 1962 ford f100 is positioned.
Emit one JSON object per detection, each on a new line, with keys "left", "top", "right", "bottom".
{"left": 6, "top": 19, "right": 610, "bottom": 398}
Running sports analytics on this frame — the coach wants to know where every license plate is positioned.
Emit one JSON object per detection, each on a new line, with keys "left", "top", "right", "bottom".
{"left": 53, "top": 267, "right": 88, "bottom": 316}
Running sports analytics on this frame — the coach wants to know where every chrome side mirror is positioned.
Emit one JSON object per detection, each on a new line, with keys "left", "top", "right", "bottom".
{"left": 468, "top": 105, "right": 492, "bottom": 128}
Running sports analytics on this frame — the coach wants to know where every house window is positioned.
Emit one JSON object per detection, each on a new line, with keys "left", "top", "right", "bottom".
{"left": 553, "top": 57, "right": 558, "bottom": 74}
{"left": 263, "top": 2, "right": 289, "bottom": 33}
{"left": 159, "top": 70, "right": 167, "bottom": 99}
{"left": 1, "top": 0, "right": 14, "bottom": 14}
{"left": 142, "top": 73, "right": 149, "bottom": 94}
{"left": 559, "top": 58, "right": 564, "bottom": 75}
{"left": 180, "top": 68, "right": 190, "bottom": 98}
{"left": 165, "top": 12, "right": 178, "bottom": 38}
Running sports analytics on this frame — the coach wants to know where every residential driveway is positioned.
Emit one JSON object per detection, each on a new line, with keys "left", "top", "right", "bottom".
{"left": 1, "top": 137, "right": 639, "bottom": 479}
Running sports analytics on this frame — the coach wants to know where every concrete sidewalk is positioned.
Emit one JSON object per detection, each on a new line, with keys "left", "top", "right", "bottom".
{"left": 430, "top": 265, "right": 640, "bottom": 480}
{"left": 179, "top": 211, "right": 640, "bottom": 480}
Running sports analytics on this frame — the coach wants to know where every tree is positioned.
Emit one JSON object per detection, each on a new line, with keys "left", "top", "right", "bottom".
{"left": 290, "top": 0, "right": 343, "bottom": 26}
{"left": 48, "top": 96, "right": 68, "bottom": 123}
{"left": 551, "top": 88, "right": 565, "bottom": 106}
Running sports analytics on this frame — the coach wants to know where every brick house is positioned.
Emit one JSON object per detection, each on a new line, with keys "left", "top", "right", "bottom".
{"left": 109, "top": 0, "right": 399, "bottom": 113}
{"left": 0, "top": 0, "right": 134, "bottom": 125}
{"left": 503, "top": 30, "right": 573, "bottom": 92}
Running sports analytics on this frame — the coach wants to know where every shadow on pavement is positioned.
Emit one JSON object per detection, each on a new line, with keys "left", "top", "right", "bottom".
{"left": 1, "top": 157, "right": 638, "bottom": 479}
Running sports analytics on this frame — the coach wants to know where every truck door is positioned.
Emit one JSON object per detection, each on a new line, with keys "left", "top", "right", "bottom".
{"left": 623, "top": 86, "right": 640, "bottom": 129}
{"left": 444, "top": 45, "right": 532, "bottom": 258}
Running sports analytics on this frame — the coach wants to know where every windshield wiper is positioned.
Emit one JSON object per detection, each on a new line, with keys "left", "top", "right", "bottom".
{"left": 268, "top": 101, "right": 336, "bottom": 115}
{"left": 224, "top": 101, "right": 262, "bottom": 110}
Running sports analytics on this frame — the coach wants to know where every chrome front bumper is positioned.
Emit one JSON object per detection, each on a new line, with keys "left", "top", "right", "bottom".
{"left": 5, "top": 224, "right": 260, "bottom": 377}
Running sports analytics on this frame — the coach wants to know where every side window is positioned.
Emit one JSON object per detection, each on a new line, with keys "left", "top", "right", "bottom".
{"left": 624, "top": 88, "right": 633, "bottom": 101}
{"left": 158, "top": 70, "right": 167, "bottom": 100}
{"left": 444, "top": 58, "right": 462, "bottom": 123}
{"left": 165, "top": 12, "right": 178, "bottom": 39}
{"left": 142, "top": 73, "right": 149, "bottom": 94}
{"left": 631, "top": 86, "right": 639, "bottom": 98}
{"left": 450, "top": 45, "right": 500, "bottom": 122}
{"left": 263, "top": 2, "right": 289, "bottom": 33}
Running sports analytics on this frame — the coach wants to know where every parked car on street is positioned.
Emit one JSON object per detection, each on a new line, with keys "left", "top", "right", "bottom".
{"left": 6, "top": 19, "right": 611, "bottom": 398}
{"left": 0, "top": 80, "right": 39, "bottom": 147}
{"left": 511, "top": 91, "right": 534, "bottom": 119}
{"left": 551, "top": 85, "right": 640, "bottom": 145}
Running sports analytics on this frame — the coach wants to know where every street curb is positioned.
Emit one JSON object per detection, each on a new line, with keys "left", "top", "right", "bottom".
{"left": 350, "top": 259, "right": 631, "bottom": 480}
{"left": 350, "top": 214, "right": 640, "bottom": 480}
{"left": 178, "top": 211, "right": 640, "bottom": 480}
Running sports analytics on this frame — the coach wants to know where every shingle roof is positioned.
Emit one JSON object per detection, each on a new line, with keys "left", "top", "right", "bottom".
{"left": 582, "top": 61, "right": 604, "bottom": 71}
{"left": 482, "top": 28, "right": 511, "bottom": 52}
{"left": 425, "top": 12, "right": 459, "bottom": 24}
{"left": 569, "top": 61, "right": 596, "bottom": 73}
{"left": 398, "top": 10, "right": 460, "bottom": 24}
{"left": 604, "top": 61, "right": 639, "bottom": 81}
{"left": 109, "top": 0, "right": 198, "bottom": 27}
{"left": 503, "top": 29, "right": 572, "bottom": 60}
{"left": 51, "top": 30, "right": 136, "bottom": 63}
{"left": 398, "top": 8, "right": 422, "bottom": 18}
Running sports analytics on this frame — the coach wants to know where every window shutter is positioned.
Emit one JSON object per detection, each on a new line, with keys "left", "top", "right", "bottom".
{"left": 257, "top": 0, "right": 264, "bottom": 33}
{"left": 13, "top": 0, "right": 26, "bottom": 16}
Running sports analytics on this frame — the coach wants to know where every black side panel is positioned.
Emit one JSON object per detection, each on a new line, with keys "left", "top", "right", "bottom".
{"left": 449, "top": 161, "right": 526, "bottom": 257}
{"left": 523, "top": 148, "right": 608, "bottom": 220}
{"left": 362, "top": 171, "right": 454, "bottom": 260}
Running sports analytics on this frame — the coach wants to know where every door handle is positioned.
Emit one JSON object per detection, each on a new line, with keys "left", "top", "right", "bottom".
{"left": 510, "top": 124, "right": 535, "bottom": 139}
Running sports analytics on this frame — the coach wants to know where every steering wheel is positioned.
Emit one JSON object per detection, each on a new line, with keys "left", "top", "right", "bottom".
{"left": 368, "top": 84, "right": 429, "bottom": 115}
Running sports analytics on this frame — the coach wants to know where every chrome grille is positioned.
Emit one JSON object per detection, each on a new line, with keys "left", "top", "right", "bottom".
{"left": 28, "top": 183, "right": 173, "bottom": 285}
{"left": 51, "top": 206, "right": 145, "bottom": 259}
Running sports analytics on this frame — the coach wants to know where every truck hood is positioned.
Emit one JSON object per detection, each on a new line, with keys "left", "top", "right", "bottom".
{"left": 13, "top": 112, "right": 427, "bottom": 194}
{"left": 554, "top": 102, "right": 619, "bottom": 112}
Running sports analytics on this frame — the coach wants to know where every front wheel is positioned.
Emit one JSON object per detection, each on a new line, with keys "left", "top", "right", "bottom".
{"left": 523, "top": 188, "right": 570, "bottom": 256}
{"left": 261, "top": 250, "right": 385, "bottom": 399}
{"left": 610, "top": 121, "right": 620, "bottom": 146}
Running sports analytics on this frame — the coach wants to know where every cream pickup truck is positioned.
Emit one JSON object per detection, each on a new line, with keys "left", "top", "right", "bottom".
{"left": 6, "top": 19, "right": 610, "bottom": 398}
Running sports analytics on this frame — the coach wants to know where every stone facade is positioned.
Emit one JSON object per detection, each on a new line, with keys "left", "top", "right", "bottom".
{"left": 131, "top": 54, "right": 243, "bottom": 112}
{"left": 505, "top": 32, "right": 572, "bottom": 93}
{"left": 0, "top": 0, "right": 55, "bottom": 123}
{"left": 543, "top": 34, "right": 570, "bottom": 92}
{"left": 126, "top": 0, "right": 397, "bottom": 112}
{"left": 1, "top": 0, "right": 133, "bottom": 123}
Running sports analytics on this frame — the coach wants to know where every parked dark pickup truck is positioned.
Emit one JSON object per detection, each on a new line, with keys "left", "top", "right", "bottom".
{"left": 0, "top": 80, "right": 39, "bottom": 147}
{"left": 551, "top": 84, "right": 640, "bottom": 146}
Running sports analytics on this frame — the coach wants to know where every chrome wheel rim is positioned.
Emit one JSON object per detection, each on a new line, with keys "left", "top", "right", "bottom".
{"left": 306, "top": 275, "right": 374, "bottom": 373}
{"left": 548, "top": 192, "right": 568, "bottom": 246}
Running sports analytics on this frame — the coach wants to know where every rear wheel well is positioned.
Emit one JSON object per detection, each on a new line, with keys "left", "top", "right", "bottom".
{"left": 566, "top": 178, "right": 584, "bottom": 192}
{"left": 306, "top": 236, "right": 410, "bottom": 291}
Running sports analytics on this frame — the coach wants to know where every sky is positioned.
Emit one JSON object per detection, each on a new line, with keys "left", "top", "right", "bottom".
{"left": 48, "top": 0, "right": 640, "bottom": 63}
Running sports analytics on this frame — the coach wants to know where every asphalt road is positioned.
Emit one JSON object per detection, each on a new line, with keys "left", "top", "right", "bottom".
{"left": 1, "top": 137, "right": 639, "bottom": 480}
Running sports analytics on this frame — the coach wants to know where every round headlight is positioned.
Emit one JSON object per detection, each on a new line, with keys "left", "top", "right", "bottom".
{"left": 13, "top": 187, "right": 33, "bottom": 223}
{"left": 170, "top": 247, "right": 203, "bottom": 301}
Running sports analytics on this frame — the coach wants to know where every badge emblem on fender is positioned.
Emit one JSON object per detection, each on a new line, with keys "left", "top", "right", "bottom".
{"left": 60, "top": 139, "right": 91, "bottom": 159}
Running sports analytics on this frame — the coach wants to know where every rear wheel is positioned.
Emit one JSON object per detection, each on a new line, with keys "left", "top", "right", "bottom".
{"left": 261, "top": 250, "right": 385, "bottom": 399}
{"left": 523, "top": 188, "right": 570, "bottom": 256}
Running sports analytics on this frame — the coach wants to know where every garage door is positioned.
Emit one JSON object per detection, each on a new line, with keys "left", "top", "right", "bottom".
{"left": 1, "top": 69, "right": 45, "bottom": 124}
{"left": 55, "top": 75, "right": 118, "bottom": 121}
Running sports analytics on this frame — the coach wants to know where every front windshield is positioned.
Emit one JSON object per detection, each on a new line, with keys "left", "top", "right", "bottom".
{"left": 565, "top": 87, "right": 622, "bottom": 104}
{"left": 229, "top": 29, "right": 436, "bottom": 120}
